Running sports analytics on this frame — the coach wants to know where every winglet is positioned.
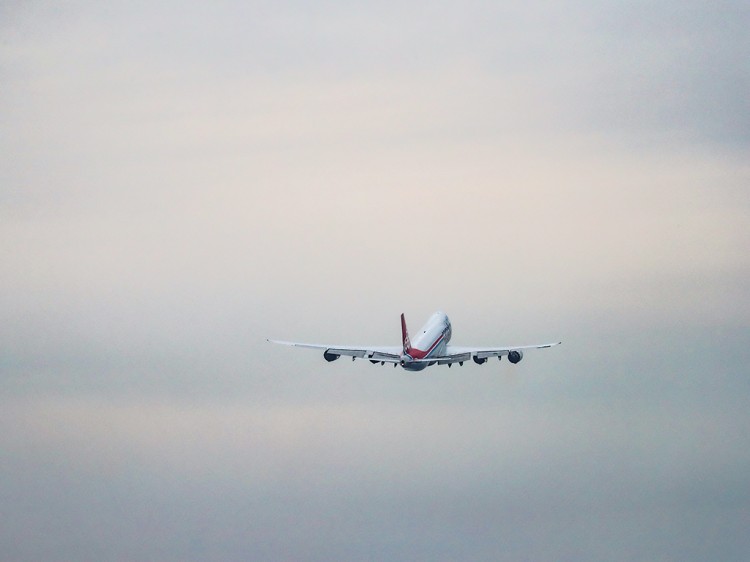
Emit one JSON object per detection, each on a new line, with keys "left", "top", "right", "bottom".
{"left": 400, "top": 313, "right": 411, "bottom": 355}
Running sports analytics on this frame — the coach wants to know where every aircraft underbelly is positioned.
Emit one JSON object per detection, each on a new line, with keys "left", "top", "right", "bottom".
{"left": 402, "top": 339, "right": 448, "bottom": 371}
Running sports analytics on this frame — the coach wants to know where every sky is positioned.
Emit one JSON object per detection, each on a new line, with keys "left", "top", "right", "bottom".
{"left": 1, "top": 1, "right": 749, "bottom": 560}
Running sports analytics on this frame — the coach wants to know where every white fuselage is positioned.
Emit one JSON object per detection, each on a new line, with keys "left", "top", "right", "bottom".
{"left": 402, "top": 311, "right": 452, "bottom": 371}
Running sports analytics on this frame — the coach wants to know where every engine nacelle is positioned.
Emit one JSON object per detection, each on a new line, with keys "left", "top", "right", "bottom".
{"left": 507, "top": 350, "right": 524, "bottom": 364}
{"left": 323, "top": 350, "right": 340, "bottom": 362}
{"left": 473, "top": 356, "right": 487, "bottom": 365}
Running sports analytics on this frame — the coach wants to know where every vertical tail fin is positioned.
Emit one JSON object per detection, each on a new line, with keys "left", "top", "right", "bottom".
{"left": 401, "top": 313, "right": 411, "bottom": 355}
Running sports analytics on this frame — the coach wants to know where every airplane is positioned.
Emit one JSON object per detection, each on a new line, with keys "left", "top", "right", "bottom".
{"left": 268, "top": 311, "right": 560, "bottom": 371}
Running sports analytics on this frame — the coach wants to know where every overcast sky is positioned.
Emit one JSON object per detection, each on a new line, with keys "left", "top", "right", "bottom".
{"left": 2, "top": 1, "right": 749, "bottom": 560}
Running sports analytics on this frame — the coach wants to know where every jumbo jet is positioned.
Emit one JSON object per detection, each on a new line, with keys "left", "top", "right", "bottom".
{"left": 269, "top": 311, "right": 560, "bottom": 371}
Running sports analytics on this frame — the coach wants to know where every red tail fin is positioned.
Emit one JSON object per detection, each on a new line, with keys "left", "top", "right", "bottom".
{"left": 401, "top": 313, "right": 411, "bottom": 354}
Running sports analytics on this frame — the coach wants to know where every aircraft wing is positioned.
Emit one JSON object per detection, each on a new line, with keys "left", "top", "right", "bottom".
{"left": 268, "top": 340, "right": 403, "bottom": 363}
{"left": 446, "top": 342, "right": 561, "bottom": 359}
{"left": 406, "top": 342, "right": 561, "bottom": 365}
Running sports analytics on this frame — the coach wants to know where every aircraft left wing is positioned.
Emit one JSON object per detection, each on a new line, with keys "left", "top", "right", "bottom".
{"left": 268, "top": 340, "right": 402, "bottom": 363}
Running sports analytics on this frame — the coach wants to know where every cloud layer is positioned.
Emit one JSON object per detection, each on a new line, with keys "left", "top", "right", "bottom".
{"left": 2, "top": 1, "right": 749, "bottom": 560}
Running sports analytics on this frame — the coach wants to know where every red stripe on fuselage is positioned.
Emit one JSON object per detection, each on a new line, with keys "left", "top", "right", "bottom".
{"left": 406, "top": 332, "right": 445, "bottom": 359}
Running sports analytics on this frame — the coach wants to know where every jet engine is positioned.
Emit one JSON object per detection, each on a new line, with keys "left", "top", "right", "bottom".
{"left": 473, "top": 356, "right": 487, "bottom": 365}
{"left": 507, "top": 350, "right": 524, "bottom": 364}
{"left": 323, "top": 350, "right": 340, "bottom": 362}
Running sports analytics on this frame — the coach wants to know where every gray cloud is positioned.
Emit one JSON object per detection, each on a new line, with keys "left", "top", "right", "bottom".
{"left": 1, "top": 1, "right": 749, "bottom": 560}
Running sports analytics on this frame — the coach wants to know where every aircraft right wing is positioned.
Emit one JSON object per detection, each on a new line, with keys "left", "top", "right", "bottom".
{"left": 446, "top": 341, "right": 561, "bottom": 360}
{"left": 403, "top": 342, "right": 561, "bottom": 366}
{"left": 416, "top": 341, "right": 561, "bottom": 365}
